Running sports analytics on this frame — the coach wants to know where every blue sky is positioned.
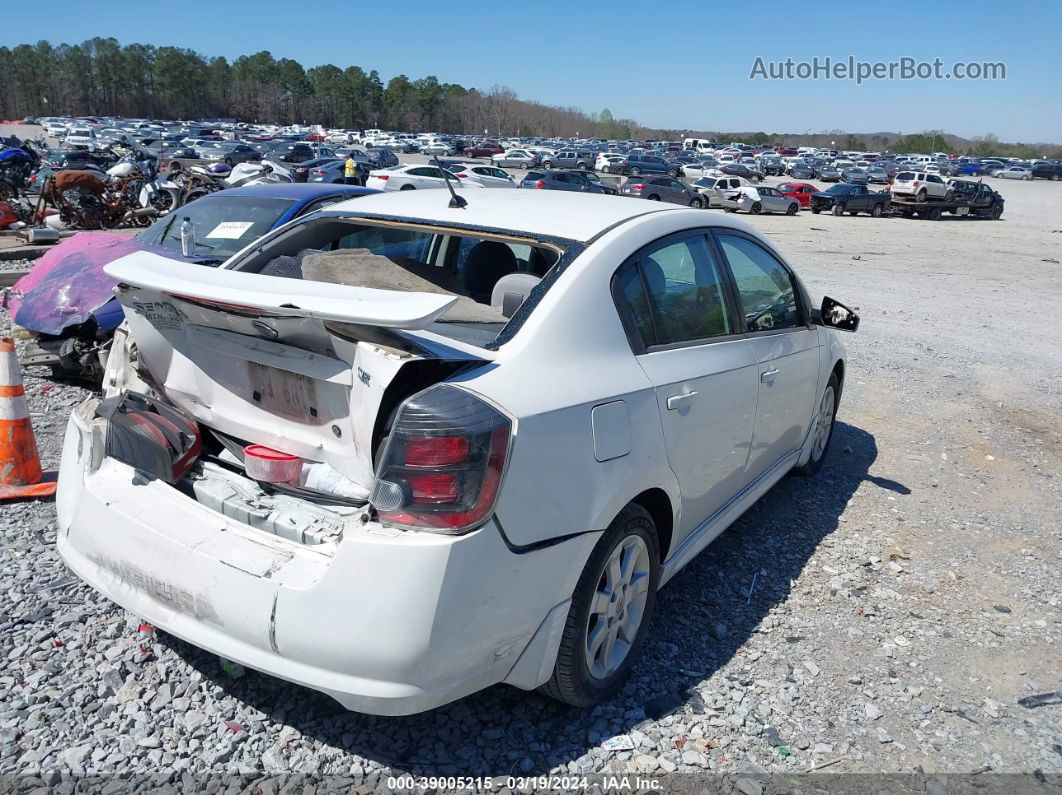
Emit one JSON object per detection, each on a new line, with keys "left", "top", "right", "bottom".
{"left": 5, "top": 0, "right": 1060, "bottom": 142}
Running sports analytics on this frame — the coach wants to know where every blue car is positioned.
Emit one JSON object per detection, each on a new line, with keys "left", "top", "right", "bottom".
{"left": 12, "top": 183, "right": 379, "bottom": 380}
{"left": 618, "top": 153, "right": 678, "bottom": 177}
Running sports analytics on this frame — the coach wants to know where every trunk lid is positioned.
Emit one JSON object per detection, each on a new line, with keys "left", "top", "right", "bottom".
{"left": 105, "top": 252, "right": 484, "bottom": 496}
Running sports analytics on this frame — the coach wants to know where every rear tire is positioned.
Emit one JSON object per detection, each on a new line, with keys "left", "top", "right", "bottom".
{"left": 630, "top": 167, "right": 641, "bottom": 176}
{"left": 750, "top": 202, "right": 762, "bottom": 214}
{"left": 647, "top": 194, "right": 660, "bottom": 201}
{"left": 915, "top": 189, "right": 927, "bottom": 202}
{"left": 794, "top": 373, "right": 839, "bottom": 477}
{"left": 400, "top": 184, "right": 416, "bottom": 190}
{"left": 539, "top": 503, "right": 660, "bottom": 708}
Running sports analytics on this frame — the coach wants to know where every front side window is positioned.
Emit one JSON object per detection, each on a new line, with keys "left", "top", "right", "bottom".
{"left": 718, "top": 235, "right": 800, "bottom": 333}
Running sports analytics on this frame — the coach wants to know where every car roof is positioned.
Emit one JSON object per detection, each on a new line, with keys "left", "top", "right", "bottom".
{"left": 322, "top": 188, "right": 755, "bottom": 242}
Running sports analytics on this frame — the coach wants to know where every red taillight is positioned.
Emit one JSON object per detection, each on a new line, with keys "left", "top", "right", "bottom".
{"left": 535, "top": 180, "right": 545, "bottom": 189}
{"left": 370, "top": 386, "right": 511, "bottom": 534}
{"left": 310, "top": 169, "right": 326, "bottom": 175}
{"left": 631, "top": 184, "right": 645, "bottom": 190}
{"left": 912, "top": 180, "right": 920, "bottom": 187}
{"left": 404, "top": 436, "right": 469, "bottom": 467}
{"left": 407, "top": 473, "right": 460, "bottom": 504}
{"left": 455, "top": 173, "right": 466, "bottom": 178}
{"left": 376, "top": 174, "right": 389, "bottom": 180}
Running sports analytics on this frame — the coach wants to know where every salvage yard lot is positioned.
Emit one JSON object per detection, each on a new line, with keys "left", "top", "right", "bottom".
{"left": 1, "top": 161, "right": 1059, "bottom": 782}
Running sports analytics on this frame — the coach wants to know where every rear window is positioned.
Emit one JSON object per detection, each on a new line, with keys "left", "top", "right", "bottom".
{"left": 896, "top": 171, "right": 915, "bottom": 180}
{"left": 238, "top": 218, "right": 572, "bottom": 348}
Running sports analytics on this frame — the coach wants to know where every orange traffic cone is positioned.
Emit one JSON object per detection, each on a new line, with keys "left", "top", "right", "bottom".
{"left": 0, "top": 337, "right": 57, "bottom": 500}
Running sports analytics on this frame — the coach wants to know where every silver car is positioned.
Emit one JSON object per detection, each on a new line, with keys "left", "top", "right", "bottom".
{"left": 492, "top": 149, "right": 540, "bottom": 169}
{"left": 722, "top": 186, "right": 800, "bottom": 215}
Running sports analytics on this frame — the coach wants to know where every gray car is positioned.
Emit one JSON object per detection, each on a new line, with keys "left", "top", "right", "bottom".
{"left": 541, "top": 150, "right": 595, "bottom": 170}
{"left": 840, "top": 166, "right": 868, "bottom": 184}
{"left": 198, "top": 142, "right": 263, "bottom": 166}
{"left": 865, "top": 166, "right": 889, "bottom": 184}
{"left": 621, "top": 176, "right": 704, "bottom": 207}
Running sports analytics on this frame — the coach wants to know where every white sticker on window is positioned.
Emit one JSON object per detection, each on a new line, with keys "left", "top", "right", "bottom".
{"left": 205, "top": 221, "right": 254, "bottom": 239}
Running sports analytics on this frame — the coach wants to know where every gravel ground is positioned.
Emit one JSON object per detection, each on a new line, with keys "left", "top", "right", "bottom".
{"left": 0, "top": 164, "right": 1059, "bottom": 788}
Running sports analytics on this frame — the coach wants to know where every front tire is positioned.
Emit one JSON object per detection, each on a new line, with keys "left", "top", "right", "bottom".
{"left": 871, "top": 204, "right": 883, "bottom": 217}
{"left": 539, "top": 504, "right": 660, "bottom": 708}
{"left": 794, "top": 373, "right": 839, "bottom": 476}
{"left": 786, "top": 202, "right": 798, "bottom": 215}
{"left": 832, "top": 203, "right": 845, "bottom": 216}
{"left": 689, "top": 197, "right": 703, "bottom": 208}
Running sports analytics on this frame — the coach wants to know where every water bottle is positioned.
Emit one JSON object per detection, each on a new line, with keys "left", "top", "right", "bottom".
{"left": 180, "top": 216, "right": 194, "bottom": 256}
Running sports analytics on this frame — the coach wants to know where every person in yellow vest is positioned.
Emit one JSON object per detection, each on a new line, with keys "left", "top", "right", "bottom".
{"left": 344, "top": 153, "right": 361, "bottom": 186}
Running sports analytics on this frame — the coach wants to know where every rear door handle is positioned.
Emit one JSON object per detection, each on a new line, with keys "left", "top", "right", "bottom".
{"left": 760, "top": 369, "right": 780, "bottom": 383}
{"left": 666, "top": 391, "right": 698, "bottom": 410}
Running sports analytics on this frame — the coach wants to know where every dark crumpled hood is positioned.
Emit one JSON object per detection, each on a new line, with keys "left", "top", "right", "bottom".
{"left": 6, "top": 232, "right": 190, "bottom": 336}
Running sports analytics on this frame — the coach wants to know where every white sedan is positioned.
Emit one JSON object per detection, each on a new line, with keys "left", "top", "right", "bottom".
{"left": 60, "top": 190, "right": 856, "bottom": 716}
{"left": 722, "top": 185, "right": 800, "bottom": 215}
{"left": 365, "top": 164, "right": 483, "bottom": 191}
{"left": 449, "top": 163, "right": 517, "bottom": 188}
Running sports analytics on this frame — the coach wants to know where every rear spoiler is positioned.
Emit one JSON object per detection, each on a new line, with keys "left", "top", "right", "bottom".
{"left": 105, "top": 252, "right": 458, "bottom": 329}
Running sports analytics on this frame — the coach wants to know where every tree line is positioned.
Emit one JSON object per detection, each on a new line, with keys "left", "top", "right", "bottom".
{"left": 0, "top": 38, "right": 662, "bottom": 140}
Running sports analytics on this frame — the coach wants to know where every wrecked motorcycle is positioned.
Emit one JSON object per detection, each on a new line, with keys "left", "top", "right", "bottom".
{"left": 0, "top": 141, "right": 41, "bottom": 199}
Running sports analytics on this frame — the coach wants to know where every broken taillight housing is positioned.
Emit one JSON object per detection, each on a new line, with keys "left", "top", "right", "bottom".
{"left": 370, "top": 385, "right": 511, "bottom": 534}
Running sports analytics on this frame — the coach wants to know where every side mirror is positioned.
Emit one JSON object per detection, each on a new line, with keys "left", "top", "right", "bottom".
{"left": 818, "top": 296, "right": 859, "bottom": 332}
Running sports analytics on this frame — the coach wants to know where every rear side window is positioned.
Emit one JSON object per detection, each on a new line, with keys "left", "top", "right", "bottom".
{"left": 717, "top": 235, "right": 800, "bottom": 333}
{"left": 615, "top": 234, "right": 733, "bottom": 349}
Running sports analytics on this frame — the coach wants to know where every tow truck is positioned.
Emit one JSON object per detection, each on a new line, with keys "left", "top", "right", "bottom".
{"left": 889, "top": 179, "right": 1004, "bottom": 220}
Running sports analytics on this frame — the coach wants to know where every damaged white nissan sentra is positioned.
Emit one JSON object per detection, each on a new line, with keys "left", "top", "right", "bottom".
{"left": 56, "top": 188, "right": 858, "bottom": 715}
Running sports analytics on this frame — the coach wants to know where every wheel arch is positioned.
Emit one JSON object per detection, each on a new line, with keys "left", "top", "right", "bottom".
{"left": 831, "top": 357, "right": 845, "bottom": 404}
{"left": 628, "top": 487, "right": 675, "bottom": 562}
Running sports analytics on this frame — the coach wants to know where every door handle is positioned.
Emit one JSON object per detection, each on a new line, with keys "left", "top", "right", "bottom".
{"left": 666, "top": 391, "right": 698, "bottom": 410}
{"left": 760, "top": 369, "right": 780, "bottom": 383}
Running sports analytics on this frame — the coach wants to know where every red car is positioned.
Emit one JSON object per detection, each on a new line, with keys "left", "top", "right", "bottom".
{"left": 776, "top": 181, "right": 818, "bottom": 208}
{"left": 464, "top": 141, "right": 504, "bottom": 158}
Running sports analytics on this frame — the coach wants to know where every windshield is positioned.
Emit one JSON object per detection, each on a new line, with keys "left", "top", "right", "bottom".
{"left": 144, "top": 196, "right": 295, "bottom": 260}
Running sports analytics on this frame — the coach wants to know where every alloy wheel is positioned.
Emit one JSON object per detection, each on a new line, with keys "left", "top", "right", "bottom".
{"left": 584, "top": 535, "right": 651, "bottom": 680}
{"left": 811, "top": 385, "right": 836, "bottom": 461}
